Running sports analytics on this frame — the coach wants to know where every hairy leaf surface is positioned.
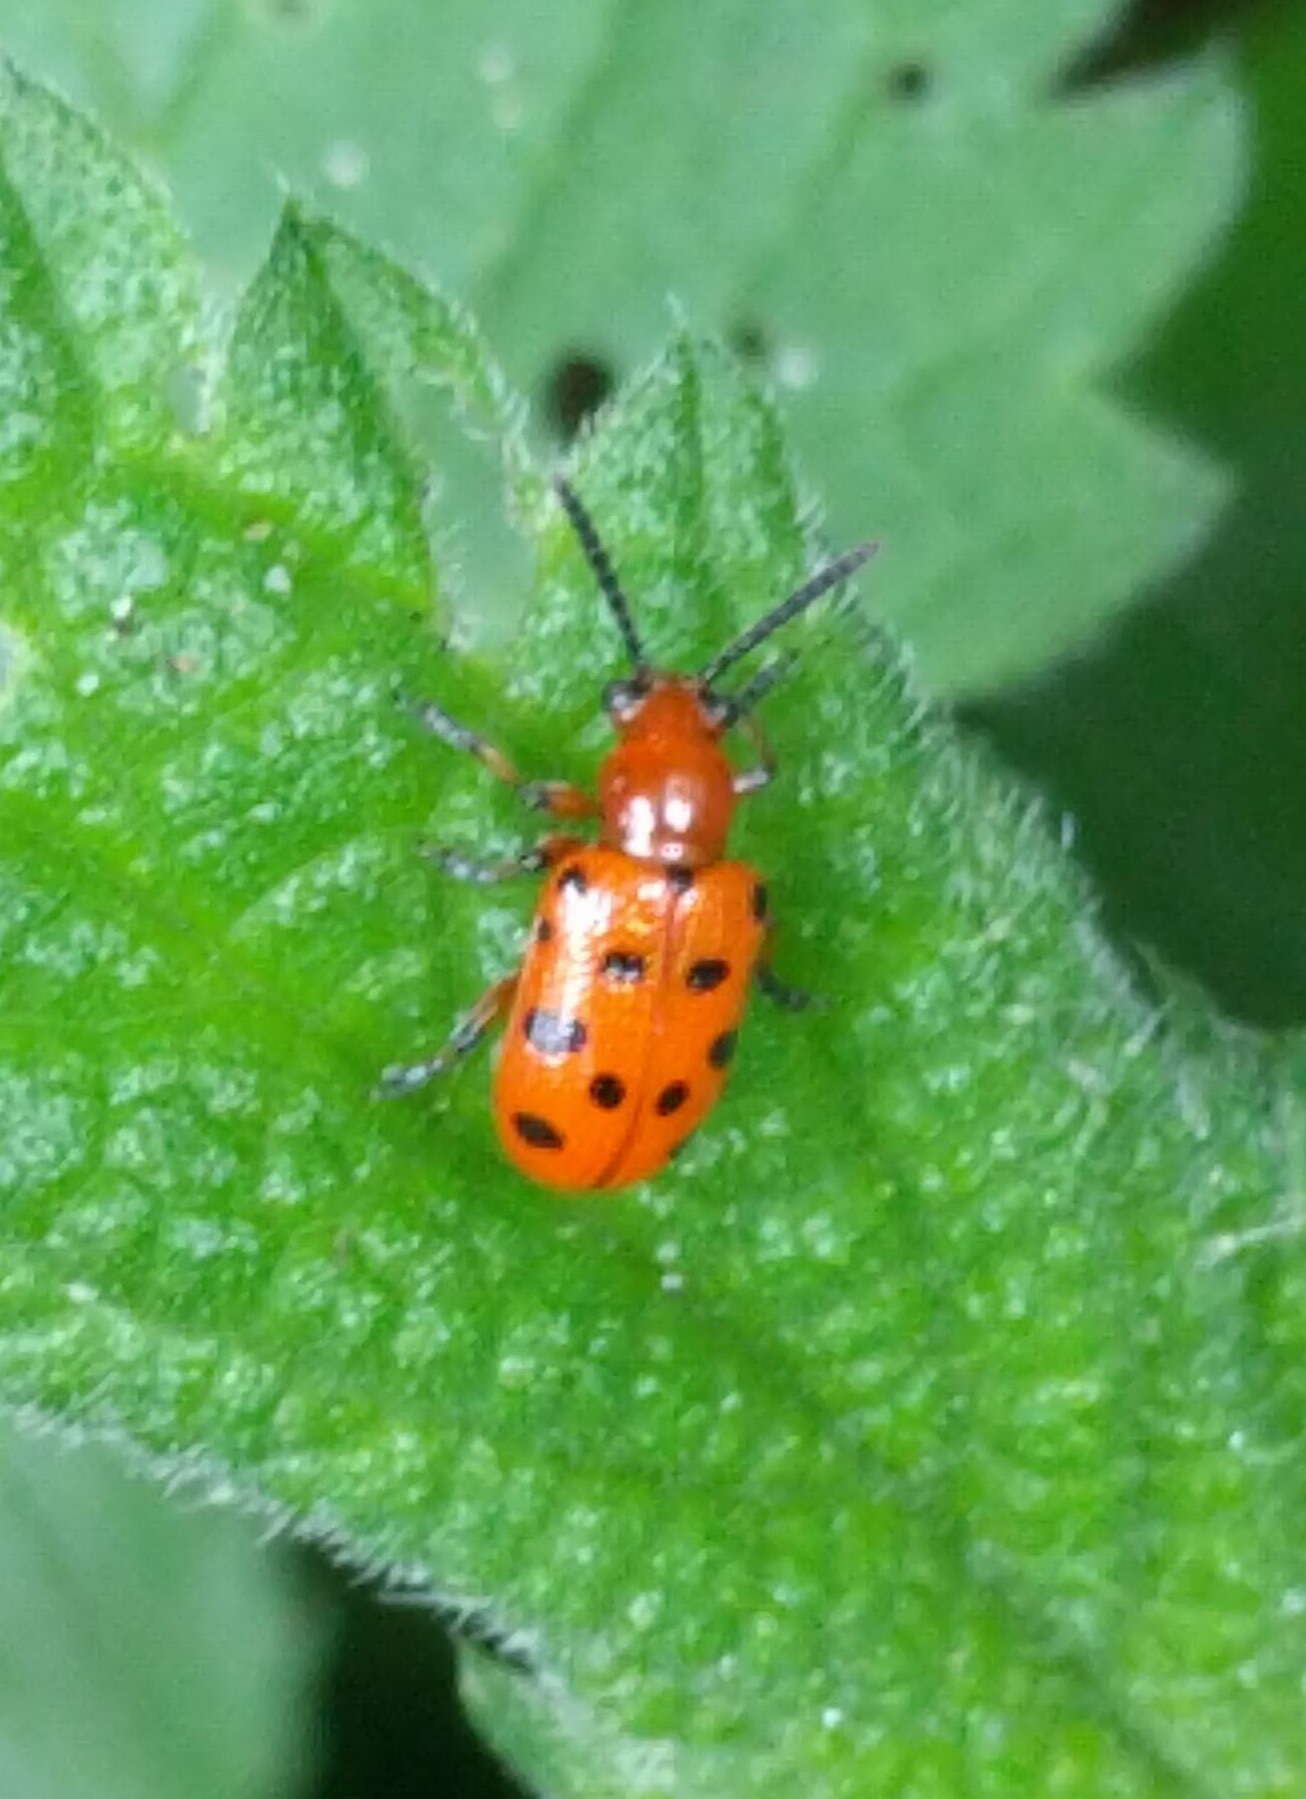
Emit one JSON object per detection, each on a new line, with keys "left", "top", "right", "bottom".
{"left": 0, "top": 69, "right": 1300, "bottom": 1799}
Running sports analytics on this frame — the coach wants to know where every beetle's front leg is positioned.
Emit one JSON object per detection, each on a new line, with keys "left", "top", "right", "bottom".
{"left": 422, "top": 833, "right": 585, "bottom": 886}
{"left": 731, "top": 711, "right": 778, "bottom": 797}
{"left": 376, "top": 974, "right": 519, "bottom": 1098}
{"left": 411, "top": 697, "right": 596, "bottom": 819}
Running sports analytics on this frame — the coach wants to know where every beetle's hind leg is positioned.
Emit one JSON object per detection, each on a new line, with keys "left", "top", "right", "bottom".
{"left": 755, "top": 920, "right": 831, "bottom": 1013}
{"left": 410, "top": 697, "right": 596, "bottom": 819}
{"left": 755, "top": 961, "right": 821, "bottom": 1011}
{"left": 422, "top": 833, "right": 584, "bottom": 885}
{"left": 376, "top": 974, "right": 518, "bottom": 1098}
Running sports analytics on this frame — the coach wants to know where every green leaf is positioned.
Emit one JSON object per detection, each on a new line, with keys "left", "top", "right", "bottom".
{"left": 0, "top": 61, "right": 201, "bottom": 451}
{"left": 0, "top": 1420, "right": 321, "bottom": 1799}
{"left": 981, "top": 3, "right": 1306, "bottom": 1027}
{"left": 0, "top": 0, "right": 1246, "bottom": 688}
{"left": 2, "top": 68, "right": 1304, "bottom": 1799}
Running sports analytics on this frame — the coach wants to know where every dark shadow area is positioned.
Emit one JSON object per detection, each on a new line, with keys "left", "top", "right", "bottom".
{"left": 302, "top": 1553, "right": 531, "bottom": 1799}
{"left": 1065, "top": 0, "right": 1270, "bottom": 83}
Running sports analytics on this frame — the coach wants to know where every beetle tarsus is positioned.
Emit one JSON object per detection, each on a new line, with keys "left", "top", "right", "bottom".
{"left": 755, "top": 962, "right": 827, "bottom": 1012}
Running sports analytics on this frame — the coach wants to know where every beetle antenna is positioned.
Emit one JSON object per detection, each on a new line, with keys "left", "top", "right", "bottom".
{"left": 699, "top": 540, "right": 877, "bottom": 688}
{"left": 553, "top": 476, "right": 648, "bottom": 671}
{"left": 716, "top": 652, "right": 800, "bottom": 726}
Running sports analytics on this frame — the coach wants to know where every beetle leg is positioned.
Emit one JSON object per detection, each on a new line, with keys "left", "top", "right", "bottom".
{"left": 376, "top": 974, "right": 518, "bottom": 1098}
{"left": 410, "top": 697, "right": 596, "bottom": 818}
{"left": 516, "top": 780, "right": 598, "bottom": 819}
{"left": 754, "top": 960, "right": 818, "bottom": 1010}
{"left": 413, "top": 696, "right": 520, "bottom": 781}
{"left": 421, "top": 834, "right": 584, "bottom": 885}
{"left": 733, "top": 764, "right": 773, "bottom": 797}
{"left": 755, "top": 920, "right": 830, "bottom": 1012}
{"left": 732, "top": 712, "right": 777, "bottom": 796}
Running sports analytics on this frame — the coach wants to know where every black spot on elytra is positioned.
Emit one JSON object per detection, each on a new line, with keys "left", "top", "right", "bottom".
{"left": 524, "top": 1008, "right": 587, "bottom": 1055}
{"left": 513, "top": 1111, "right": 564, "bottom": 1150}
{"left": 687, "top": 957, "right": 729, "bottom": 992}
{"left": 656, "top": 1081, "right": 689, "bottom": 1116}
{"left": 665, "top": 865, "right": 695, "bottom": 892}
{"left": 709, "top": 1030, "right": 737, "bottom": 1069}
{"left": 558, "top": 863, "right": 588, "bottom": 893}
{"left": 602, "top": 950, "right": 646, "bottom": 983}
{"left": 589, "top": 1073, "right": 626, "bottom": 1110}
{"left": 752, "top": 882, "right": 769, "bottom": 922}
{"left": 535, "top": 916, "right": 554, "bottom": 944}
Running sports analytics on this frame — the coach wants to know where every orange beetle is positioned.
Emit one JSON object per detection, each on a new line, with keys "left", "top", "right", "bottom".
{"left": 380, "top": 478, "right": 875, "bottom": 1191}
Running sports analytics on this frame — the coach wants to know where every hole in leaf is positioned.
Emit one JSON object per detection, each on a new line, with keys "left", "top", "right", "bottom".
{"left": 544, "top": 351, "right": 615, "bottom": 440}
{"left": 246, "top": 0, "right": 331, "bottom": 29}
{"left": 885, "top": 61, "right": 931, "bottom": 101}
{"left": 727, "top": 317, "right": 770, "bottom": 367}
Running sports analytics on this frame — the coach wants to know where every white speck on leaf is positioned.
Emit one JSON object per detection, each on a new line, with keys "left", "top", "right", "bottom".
{"left": 776, "top": 344, "right": 819, "bottom": 390}
{"left": 491, "top": 91, "right": 524, "bottom": 133}
{"left": 478, "top": 42, "right": 515, "bottom": 84}
{"left": 627, "top": 1591, "right": 662, "bottom": 1630}
{"left": 322, "top": 140, "right": 370, "bottom": 189}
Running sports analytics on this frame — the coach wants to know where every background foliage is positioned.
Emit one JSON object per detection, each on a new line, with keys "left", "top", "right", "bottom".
{"left": 0, "top": 1, "right": 1302, "bottom": 1795}
{"left": 981, "top": 0, "right": 1306, "bottom": 1025}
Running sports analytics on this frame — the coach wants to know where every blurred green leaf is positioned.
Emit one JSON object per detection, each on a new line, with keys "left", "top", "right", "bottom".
{"left": 2, "top": 63, "right": 1304, "bottom": 1799}
{"left": 0, "top": 0, "right": 1245, "bottom": 689}
{"left": 0, "top": 1420, "right": 321, "bottom": 1799}
{"left": 978, "top": 2, "right": 1306, "bottom": 1024}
